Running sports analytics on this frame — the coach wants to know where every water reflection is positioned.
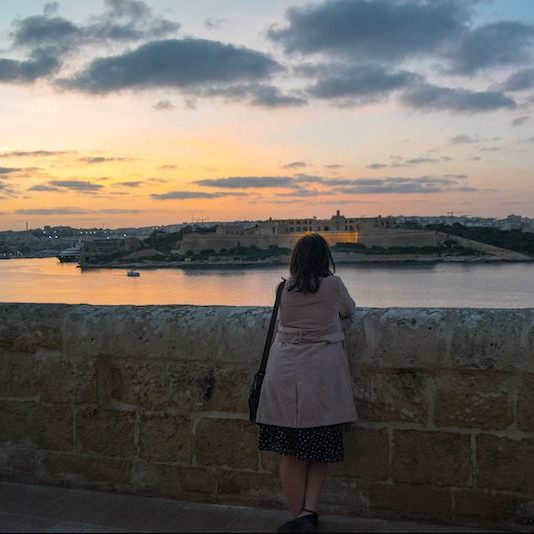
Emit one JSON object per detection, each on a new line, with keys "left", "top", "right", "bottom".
{"left": 0, "top": 257, "right": 533, "bottom": 308}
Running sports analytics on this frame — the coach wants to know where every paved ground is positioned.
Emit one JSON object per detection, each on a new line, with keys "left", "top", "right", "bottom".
{"left": 0, "top": 481, "right": 500, "bottom": 533}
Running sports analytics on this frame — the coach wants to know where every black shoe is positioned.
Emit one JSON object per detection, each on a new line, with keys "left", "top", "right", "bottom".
{"left": 277, "top": 512, "right": 319, "bottom": 533}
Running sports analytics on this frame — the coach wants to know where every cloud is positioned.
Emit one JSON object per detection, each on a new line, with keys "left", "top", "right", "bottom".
{"left": 0, "top": 150, "right": 74, "bottom": 158}
{"left": 203, "top": 84, "right": 307, "bottom": 108}
{"left": 80, "top": 156, "right": 132, "bottom": 164}
{"left": 48, "top": 180, "right": 104, "bottom": 191}
{"left": 405, "top": 157, "right": 440, "bottom": 165}
{"left": 28, "top": 184, "right": 62, "bottom": 191}
{"left": 303, "top": 63, "right": 420, "bottom": 104}
{"left": 43, "top": 2, "right": 59, "bottom": 17}
{"left": 194, "top": 176, "right": 295, "bottom": 188}
{"left": 116, "top": 181, "right": 143, "bottom": 187}
{"left": 0, "top": 49, "right": 61, "bottom": 83}
{"left": 59, "top": 39, "right": 281, "bottom": 94}
{"left": 268, "top": 0, "right": 471, "bottom": 63}
{"left": 0, "top": 167, "right": 22, "bottom": 175}
{"left": 446, "top": 22, "right": 534, "bottom": 75}
{"left": 283, "top": 161, "right": 307, "bottom": 169}
{"left": 512, "top": 116, "right": 530, "bottom": 127}
{"left": 325, "top": 164, "right": 344, "bottom": 169}
{"left": 205, "top": 17, "right": 227, "bottom": 31}
{"left": 153, "top": 100, "right": 175, "bottom": 111}
{"left": 159, "top": 165, "right": 177, "bottom": 170}
{"left": 16, "top": 208, "right": 92, "bottom": 215}
{"left": 500, "top": 68, "right": 534, "bottom": 92}
{"left": 367, "top": 163, "right": 389, "bottom": 170}
{"left": 100, "top": 208, "right": 143, "bottom": 214}
{"left": 401, "top": 83, "right": 516, "bottom": 113}
{"left": 449, "top": 134, "right": 501, "bottom": 144}
{"left": 150, "top": 191, "right": 244, "bottom": 200}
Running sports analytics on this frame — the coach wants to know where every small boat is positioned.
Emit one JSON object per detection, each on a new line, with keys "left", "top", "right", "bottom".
{"left": 127, "top": 270, "right": 140, "bottom": 277}
{"left": 57, "top": 245, "right": 82, "bottom": 263}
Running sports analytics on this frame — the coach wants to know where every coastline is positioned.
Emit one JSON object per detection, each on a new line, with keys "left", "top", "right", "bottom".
{"left": 77, "top": 254, "right": 534, "bottom": 270}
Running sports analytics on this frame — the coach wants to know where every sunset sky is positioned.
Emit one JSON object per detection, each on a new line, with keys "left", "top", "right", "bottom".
{"left": 1, "top": 0, "right": 534, "bottom": 230}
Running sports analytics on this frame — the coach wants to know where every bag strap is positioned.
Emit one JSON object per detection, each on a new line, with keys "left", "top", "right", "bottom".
{"left": 258, "top": 278, "right": 286, "bottom": 376}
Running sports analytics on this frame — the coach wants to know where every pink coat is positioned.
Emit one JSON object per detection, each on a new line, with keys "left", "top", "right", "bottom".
{"left": 256, "top": 275, "right": 358, "bottom": 428}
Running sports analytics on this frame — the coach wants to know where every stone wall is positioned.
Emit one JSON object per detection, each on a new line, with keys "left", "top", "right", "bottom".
{"left": 1, "top": 304, "right": 534, "bottom": 531}
{"left": 357, "top": 228, "right": 440, "bottom": 248}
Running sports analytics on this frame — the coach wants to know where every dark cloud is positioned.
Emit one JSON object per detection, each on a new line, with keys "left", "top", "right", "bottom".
{"left": 153, "top": 100, "right": 175, "bottom": 111}
{"left": 367, "top": 163, "right": 389, "bottom": 170}
{"left": 405, "top": 157, "right": 440, "bottom": 165}
{"left": 401, "top": 83, "right": 516, "bottom": 113}
{"left": 0, "top": 167, "right": 22, "bottom": 175}
{"left": 59, "top": 39, "right": 281, "bottom": 94}
{"left": 194, "top": 176, "right": 295, "bottom": 188}
{"left": 28, "top": 184, "right": 62, "bottom": 191}
{"left": 0, "top": 49, "right": 61, "bottom": 83}
{"left": 283, "top": 161, "right": 307, "bottom": 169}
{"left": 512, "top": 116, "right": 530, "bottom": 127}
{"left": 16, "top": 207, "right": 92, "bottom": 215}
{"left": 100, "top": 208, "right": 143, "bottom": 214}
{"left": 446, "top": 22, "right": 534, "bottom": 75}
{"left": 449, "top": 134, "right": 501, "bottom": 144}
{"left": 151, "top": 191, "right": 242, "bottom": 200}
{"left": 325, "top": 164, "right": 344, "bottom": 169}
{"left": 268, "top": 0, "right": 470, "bottom": 63}
{"left": 0, "top": 150, "right": 74, "bottom": 158}
{"left": 204, "top": 84, "right": 307, "bottom": 108}
{"left": 501, "top": 68, "right": 534, "bottom": 92}
{"left": 48, "top": 180, "right": 104, "bottom": 191}
{"left": 12, "top": 16, "right": 80, "bottom": 51}
{"left": 80, "top": 156, "right": 132, "bottom": 164}
{"left": 43, "top": 2, "right": 59, "bottom": 17}
{"left": 304, "top": 64, "right": 420, "bottom": 104}
{"left": 116, "top": 181, "right": 143, "bottom": 187}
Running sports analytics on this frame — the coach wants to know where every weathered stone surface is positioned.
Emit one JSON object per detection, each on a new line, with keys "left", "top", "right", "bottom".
{"left": 393, "top": 430, "right": 472, "bottom": 487}
{"left": 353, "top": 370, "right": 428, "bottom": 425}
{"left": 477, "top": 435, "right": 534, "bottom": 495}
{"left": 0, "top": 352, "right": 40, "bottom": 400}
{"left": 195, "top": 418, "right": 257, "bottom": 470}
{"left": 36, "top": 451, "right": 132, "bottom": 490}
{"left": 0, "top": 304, "right": 67, "bottom": 352}
{"left": 347, "top": 308, "right": 453, "bottom": 369}
{"left": 63, "top": 305, "right": 269, "bottom": 363}
{"left": 434, "top": 370, "right": 515, "bottom": 430}
{"left": 370, "top": 483, "right": 453, "bottom": 523}
{"left": 0, "top": 401, "right": 35, "bottom": 446}
{"left": 76, "top": 408, "right": 136, "bottom": 457}
{"left": 332, "top": 428, "right": 390, "bottom": 481}
{"left": 518, "top": 375, "right": 534, "bottom": 432}
{"left": 453, "top": 489, "right": 534, "bottom": 529}
{"left": 30, "top": 404, "right": 73, "bottom": 451}
{"left": 0, "top": 448, "right": 35, "bottom": 480}
{"left": 215, "top": 469, "right": 283, "bottom": 508}
{"left": 450, "top": 309, "right": 534, "bottom": 371}
{"left": 259, "top": 451, "right": 279, "bottom": 474}
{"left": 134, "top": 461, "right": 216, "bottom": 500}
{"left": 322, "top": 476, "right": 369, "bottom": 514}
{"left": 139, "top": 413, "right": 192, "bottom": 463}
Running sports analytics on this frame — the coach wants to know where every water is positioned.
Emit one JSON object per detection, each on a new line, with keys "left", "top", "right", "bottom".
{"left": 1, "top": 258, "right": 533, "bottom": 308}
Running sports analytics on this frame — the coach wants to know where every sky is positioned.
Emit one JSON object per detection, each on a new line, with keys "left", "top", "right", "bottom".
{"left": 0, "top": 0, "right": 533, "bottom": 230}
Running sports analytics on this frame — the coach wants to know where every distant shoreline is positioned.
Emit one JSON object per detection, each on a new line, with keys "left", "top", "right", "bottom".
{"left": 76, "top": 254, "right": 534, "bottom": 270}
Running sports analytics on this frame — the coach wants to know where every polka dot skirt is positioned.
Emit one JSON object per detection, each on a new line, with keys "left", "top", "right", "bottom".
{"left": 258, "top": 423, "right": 345, "bottom": 463}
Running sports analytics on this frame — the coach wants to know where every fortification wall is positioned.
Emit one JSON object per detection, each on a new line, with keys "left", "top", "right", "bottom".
{"left": 1, "top": 304, "right": 534, "bottom": 531}
{"left": 358, "top": 229, "right": 440, "bottom": 248}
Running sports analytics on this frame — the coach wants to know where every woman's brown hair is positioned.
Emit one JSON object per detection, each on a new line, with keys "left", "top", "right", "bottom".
{"left": 287, "top": 232, "right": 336, "bottom": 293}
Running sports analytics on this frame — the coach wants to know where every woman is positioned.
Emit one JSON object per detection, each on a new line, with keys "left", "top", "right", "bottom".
{"left": 256, "top": 233, "right": 357, "bottom": 533}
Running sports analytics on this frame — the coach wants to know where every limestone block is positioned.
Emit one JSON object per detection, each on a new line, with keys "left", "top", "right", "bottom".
{"left": 0, "top": 400, "right": 35, "bottom": 446}
{"left": 348, "top": 308, "right": 453, "bottom": 369}
{"left": 453, "top": 490, "right": 534, "bottom": 529}
{"left": 369, "top": 482, "right": 453, "bottom": 523}
{"left": 353, "top": 369, "right": 428, "bottom": 425}
{"left": 0, "top": 352, "right": 40, "bottom": 399}
{"left": 195, "top": 418, "right": 257, "bottom": 470}
{"left": 0, "top": 304, "right": 67, "bottom": 352}
{"left": 434, "top": 370, "right": 515, "bottom": 430}
{"left": 518, "top": 375, "right": 534, "bottom": 432}
{"left": 36, "top": 451, "right": 132, "bottom": 490}
{"left": 477, "top": 435, "right": 534, "bottom": 495}
{"left": 0, "top": 447, "right": 35, "bottom": 481}
{"left": 450, "top": 309, "right": 534, "bottom": 371}
{"left": 392, "top": 430, "right": 472, "bottom": 487}
{"left": 76, "top": 407, "right": 136, "bottom": 457}
{"left": 332, "top": 428, "right": 390, "bottom": 481}
{"left": 139, "top": 413, "right": 192, "bottom": 463}
{"left": 30, "top": 404, "right": 73, "bottom": 451}
{"left": 63, "top": 305, "right": 268, "bottom": 364}
{"left": 134, "top": 461, "right": 216, "bottom": 500}
{"left": 322, "top": 476, "right": 369, "bottom": 514}
{"left": 258, "top": 451, "right": 279, "bottom": 474}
